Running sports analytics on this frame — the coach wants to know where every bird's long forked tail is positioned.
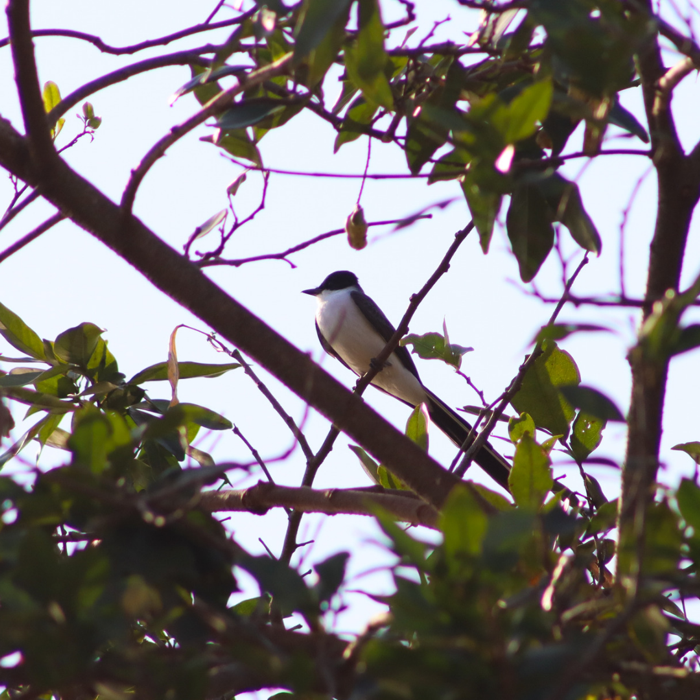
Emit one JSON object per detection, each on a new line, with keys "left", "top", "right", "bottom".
{"left": 424, "top": 389, "right": 511, "bottom": 490}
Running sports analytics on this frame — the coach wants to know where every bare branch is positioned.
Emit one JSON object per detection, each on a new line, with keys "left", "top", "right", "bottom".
{"left": 655, "top": 56, "right": 699, "bottom": 113}
{"left": 0, "top": 211, "right": 65, "bottom": 264}
{"left": 120, "top": 52, "right": 293, "bottom": 213}
{"left": 47, "top": 49, "right": 214, "bottom": 126}
{"left": 200, "top": 482, "right": 440, "bottom": 529}
{"left": 198, "top": 216, "right": 432, "bottom": 268}
{"left": 0, "top": 14, "right": 253, "bottom": 54}
{"left": 0, "top": 187, "right": 38, "bottom": 231}
{"left": 230, "top": 349, "right": 315, "bottom": 462}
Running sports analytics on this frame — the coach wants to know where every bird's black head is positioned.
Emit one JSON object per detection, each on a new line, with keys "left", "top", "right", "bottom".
{"left": 302, "top": 270, "right": 360, "bottom": 296}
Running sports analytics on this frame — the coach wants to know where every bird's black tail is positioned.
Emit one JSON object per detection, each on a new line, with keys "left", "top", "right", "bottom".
{"left": 424, "top": 389, "right": 511, "bottom": 490}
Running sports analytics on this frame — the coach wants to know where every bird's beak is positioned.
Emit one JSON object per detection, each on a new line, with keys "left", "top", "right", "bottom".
{"left": 302, "top": 286, "right": 321, "bottom": 296}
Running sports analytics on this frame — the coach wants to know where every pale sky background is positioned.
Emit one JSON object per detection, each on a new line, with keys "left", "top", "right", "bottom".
{"left": 1, "top": 0, "right": 699, "bottom": 660}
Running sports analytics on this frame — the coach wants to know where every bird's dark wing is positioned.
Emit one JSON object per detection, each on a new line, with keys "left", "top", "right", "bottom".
{"left": 315, "top": 321, "right": 352, "bottom": 370}
{"left": 350, "top": 290, "right": 420, "bottom": 380}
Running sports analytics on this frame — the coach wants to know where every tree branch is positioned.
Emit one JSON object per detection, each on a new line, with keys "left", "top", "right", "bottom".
{"left": 0, "top": 211, "right": 65, "bottom": 264}
{"left": 6, "top": 0, "right": 58, "bottom": 172}
{"left": 230, "top": 349, "right": 315, "bottom": 462}
{"left": 47, "top": 49, "right": 214, "bottom": 126}
{"left": 0, "top": 14, "right": 253, "bottom": 54}
{"left": 197, "top": 216, "right": 432, "bottom": 268}
{"left": 200, "top": 482, "right": 440, "bottom": 529}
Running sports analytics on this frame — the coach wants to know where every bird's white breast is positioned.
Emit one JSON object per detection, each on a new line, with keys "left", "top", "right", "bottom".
{"left": 315, "top": 288, "right": 426, "bottom": 406}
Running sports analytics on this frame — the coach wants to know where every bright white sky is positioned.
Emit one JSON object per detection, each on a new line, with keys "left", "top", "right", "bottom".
{"left": 1, "top": 0, "right": 699, "bottom": 649}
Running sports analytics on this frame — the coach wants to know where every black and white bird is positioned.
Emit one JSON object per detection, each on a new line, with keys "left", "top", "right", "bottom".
{"left": 303, "top": 270, "right": 510, "bottom": 489}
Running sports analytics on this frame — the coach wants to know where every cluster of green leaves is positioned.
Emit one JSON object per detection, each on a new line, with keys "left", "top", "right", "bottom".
{"left": 0, "top": 301, "right": 240, "bottom": 479}
{"left": 179, "top": 0, "right": 650, "bottom": 278}
{"left": 355, "top": 478, "right": 700, "bottom": 700}
{"left": 0, "top": 304, "right": 355, "bottom": 698}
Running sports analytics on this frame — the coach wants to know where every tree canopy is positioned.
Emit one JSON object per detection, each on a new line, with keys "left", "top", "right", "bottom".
{"left": 1, "top": 0, "right": 700, "bottom": 698}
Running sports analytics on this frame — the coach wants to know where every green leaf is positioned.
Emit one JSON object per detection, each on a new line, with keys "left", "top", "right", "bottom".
{"left": 583, "top": 473, "right": 608, "bottom": 508}
{"left": 440, "top": 485, "right": 488, "bottom": 558}
{"left": 43, "top": 81, "right": 64, "bottom": 138}
{"left": 333, "top": 96, "right": 378, "bottom": 151}
{"left": 677, "top": 478, "right": 700, "bottom": 531}
{"left": 467, "top": 481, "right": 514, "bottom": 511}
{"left": 608, "top": 96, "right": 649, "bottom": 143}
{"left": 492, "top": 80, "right": 553, "bottom": 144}
{"left": 510, "top": 340, "right": 580, "bottom": 438}
{"left": 349, "top": 444, "right": 380, "bottom": 484}
{"left": 401, "top": 331, "right": 472, "bottom": 370}
{"left": 461, "top": 172, "right": 502, "bottom": 253}
{"left": 191, "top": 210, "right": 227, "bottom": 243}
{"left": 670, "top": 324, "right": 700, "bottom": 357}
{"left": 218, "top": 98, "right": 286, "bottom": 130}
{"left": 68, "top": 408, "right": 132, "bottom": 474}
{"left": 508, "top": 412, "right": 536, "bottom": 443}
{"left": 129, "top": 361, "right": 241, "bottom": 384}
{"left": 143, "top": 403, "right": 232, "bottom": 439}
{"left": 0, "top": 302, "right": 46, "bottom": 360}
{"left": 376, "top": 465, "right": 408, "bottom": 490}
{"left": 2, "top": 385, "right": 76, "bottom": 412}
{"left": 405, "top": 404, "right": 428, "bottom": 452}
{"left": 537, "top": 173, "right": 602, "bottom": 254}
{"left": 533, "top": 323, "right": 611, "bottom": 345}
{"left": 672, "top": 442, "right": 700, "bottom": 465}
{"left": 506, "top": 181, "right": 554, "bottom": 282}
{"left": 642, "top": 501, "right": 682, "bottom": 575}
{"left": 42, "top": 81, "right": 62, "bottom": 113}
{"left": 0, "top": 368, "right": 46, "bottom": 387}
{"left": 509, "top": 433, "right": 552, "bottom": 509}
{"left": 558, "top": 385, "right": 624, "bottom": 422}
{"left": 238, "top": 554, "right": 315, "bottom": 616}
{"left": 230, "top": 595, "right": 269, "bottom": 616}
{"left": 314, "top": 551, "right": 349, "bottom": 603}
{"left": 586, "top": 498, "right": 618, "bottom": 535}
{"left": 373, "top": 508, "right": 427, "bottom": 567}
{"left": 172, "top": 65, "right": 240, "bottom": 105}
{"left": 343, "top": 0, "right": 393, "bottom": 110}
{"left": 429, "top": 148, "right": 466, "bottom": 183}
{"left": 294, "top": 0, "right": 352, "bottom": 61}
{"left": 204, "top": 128, "right": 262, "bottom": 166}
{"left": 0, "top": 415, "right": 53, "bottom": 469}
{"left": 570, "top": 410, "right": 605, "bottom": 461}
{"left": 54, "top": 323, "right": 104, "bottom": 368}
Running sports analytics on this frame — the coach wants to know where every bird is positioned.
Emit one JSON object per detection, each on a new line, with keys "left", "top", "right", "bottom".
{"left": 303, "top": 270, "right": 511, "bottom": 490}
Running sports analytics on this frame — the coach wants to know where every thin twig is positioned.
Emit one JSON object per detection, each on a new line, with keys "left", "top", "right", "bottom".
{"left": 357, "top": 138, "right": 372, "bottom": 203}
{"left": 197, "top": 216, "right": 432, "bottom": 268}
{"left": 231, "top": 349, "right": 315, "bottom": 462}
{"left": 0, "top": 212, "right": 65, "bottom": 264}
{"left": 47, "top": 49, "right": 214, "bottom": 126}
{"left": 204, "top": 0, "right": 227, "bottom": 24}
{"left": 232, "top": 424, "right": 277, "bottom": 485}
{"left": 619, "top": 166, "right": 654, "bottom": 299}
{"left": 0, "top": 188, "right": 39, "bottom": 232}
{"left": 454, "top": 254, "right": 590, "bottom": 478}
{"left": 0, "top": 14, "right": 254, "bottom": 54}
